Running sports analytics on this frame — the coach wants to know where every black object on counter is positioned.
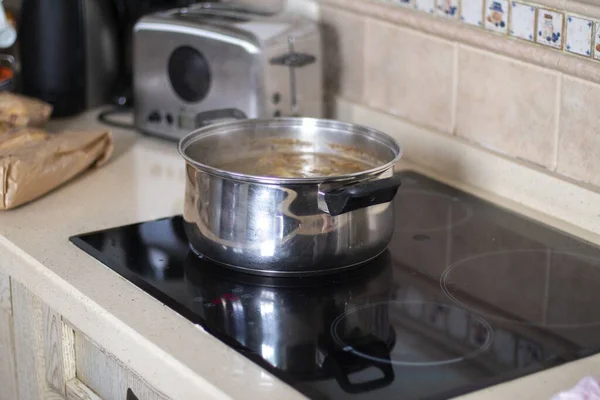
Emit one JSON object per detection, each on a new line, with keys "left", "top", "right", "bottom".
{"left": 70, "top": 171, "right": 600, "bottom": 400}
{"left": 19, "top": 0, "right": 119, "bottom": 116}
{"left": 18, "top": 0, "right": 200, "bottom": 117}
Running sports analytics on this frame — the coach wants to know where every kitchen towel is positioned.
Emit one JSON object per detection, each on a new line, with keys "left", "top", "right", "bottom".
{"left": 552, "top": 377, "right": 600, "bottom": 400}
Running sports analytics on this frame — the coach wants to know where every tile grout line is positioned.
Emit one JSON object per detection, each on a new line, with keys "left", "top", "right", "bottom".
{"left": 361, "top": 16, "right": 371, "bottom": 108}
{"left": 552, "top": 73, "right": 562, "bottom": 171}
{"left": 450, "top": 43, "right": 460, "bottom": 135}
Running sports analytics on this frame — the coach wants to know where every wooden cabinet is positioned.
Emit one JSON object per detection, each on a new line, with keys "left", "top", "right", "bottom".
{"left": 65, "top": 379, "right": 102, "bottom": 400}
{"left": 73, "top": 332, "right": 168, "bottom": 400}
{"left": 0, "top": 275, "right": 169, "bottom": 400}
{"left": 0, "top": 269, "right": 18, "bottom": 400}
{"left": 11, "top": 280, "right": 72, "bottom": 400}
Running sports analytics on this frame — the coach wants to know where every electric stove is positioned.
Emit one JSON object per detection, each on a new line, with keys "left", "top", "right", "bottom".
{"left": 70, "top": 171, "right": 600, "bottom": 400}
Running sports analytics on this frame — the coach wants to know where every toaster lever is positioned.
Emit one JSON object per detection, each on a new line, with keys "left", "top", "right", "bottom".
{"left": 270, "top": 37, "right": 317, "bottom": 115}
{"left": 269, "top": 52, "right": 316, "bottom": 68}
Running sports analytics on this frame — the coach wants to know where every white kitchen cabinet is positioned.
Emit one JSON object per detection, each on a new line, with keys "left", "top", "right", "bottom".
{"left": 5, "top": 277, "right": 169, "bottom": 400}
{"left": 0, "top": 267, "right": 175, "bottom": 400}
{"left": 11, "top": 280, "right": 70, "bottom": 400}
{"left": 0, "top": 268, "right": 12, "bottom": 313}
{"left": 0, "top": 311, "right": 18, "bottom": 400}
{"left": 73, "top": 331, "right": 168, "bottom": 400}
{"left": 0, "top": 269, "right": 18, "bottom": 400}
{"left": 65, "top": 379, "right": 103, "bottom": 400}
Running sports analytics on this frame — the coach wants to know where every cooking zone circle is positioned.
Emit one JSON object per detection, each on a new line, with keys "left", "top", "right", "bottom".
{"left": 395, "top": 190, "right": 473, "bottom": 233}
{"left": 441, "top": 249, "right": 600, "bottom": 328}
{"left": 331, "top": 301, "right": 493, "bottom": 367}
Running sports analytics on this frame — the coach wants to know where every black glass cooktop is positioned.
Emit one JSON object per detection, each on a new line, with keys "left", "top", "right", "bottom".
{"left": 70, "top": 171, "right": 600, "bottom": 400}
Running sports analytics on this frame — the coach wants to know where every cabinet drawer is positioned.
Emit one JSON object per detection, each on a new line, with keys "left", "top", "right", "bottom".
{"left": 74, "top": 332, "right": 168, "bottom": 400}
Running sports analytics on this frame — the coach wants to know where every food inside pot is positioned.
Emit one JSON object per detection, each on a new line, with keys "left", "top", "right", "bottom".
{"left": 218, "top": 152, "right": 373, "bottom": 178}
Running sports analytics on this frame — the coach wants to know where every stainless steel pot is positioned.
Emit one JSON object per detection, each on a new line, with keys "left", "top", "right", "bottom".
{"left": 179, "top": 118, "right": 403, "bottom": 276}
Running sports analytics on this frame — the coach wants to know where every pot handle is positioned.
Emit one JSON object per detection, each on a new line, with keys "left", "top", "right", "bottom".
{"left": 330, "top": 357, "right": 395, "bottom": 394}
{"left": 318, "top": 175, "right": 402, "bottom": 216}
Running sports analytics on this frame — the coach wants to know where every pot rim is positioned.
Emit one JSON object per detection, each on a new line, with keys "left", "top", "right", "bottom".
{"left": 178, "top": 117, "right": 403, "bottom": 184}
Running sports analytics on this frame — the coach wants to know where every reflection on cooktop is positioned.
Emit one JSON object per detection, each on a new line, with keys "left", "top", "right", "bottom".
{"left": 395, "top": 190, "right": 473, "bottom": 233}
{"left": 331, "top": 301, "right": 493, "bottom": 367}
{"left": 442, "top": 249, "right": 600, "bottom": 328}
{"left": 70, "top": 171, "right": 600, "bottom": 400}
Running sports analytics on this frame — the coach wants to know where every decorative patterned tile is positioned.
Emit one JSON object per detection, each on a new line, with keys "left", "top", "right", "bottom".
{"left": 510, "top": 2, "right": 536, "bottom": 41}
{"left": 437, "top": 0, "right": 459, "bottom": 18}
{"left": 415, "top": 0, "right": 435, "bottom": 14}
{"left": 595, "top": 22, "right": 600, "bottom": 60}
{"left": 379, "top": 0, "right": 600, "bottom": 65}
{"left": 536, "top": 9, "right": 564, "bottom": 49}
{"left": 565, "top": 16, "right": 593, "bottom": 56}
{"left": 484, "top": 0, "right": 509, "bottom": 34}
{"left": 461, "top": 0, "right": 483, "bottom": 26}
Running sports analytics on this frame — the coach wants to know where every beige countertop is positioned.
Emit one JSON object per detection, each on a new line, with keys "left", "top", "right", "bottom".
{"left": 0, "top": 109, "right": 599, "bottom": 399}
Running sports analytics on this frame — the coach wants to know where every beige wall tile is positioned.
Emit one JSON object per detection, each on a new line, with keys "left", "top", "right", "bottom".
{"left": 566, "top": 0, "right": 600, "bottom": 20}
{"left": 456, "top": 47, "right": 559, "bottom": 168}
{"left": 321, "top": 0, "right": 600, "bottom": 87}
{"left": 557, "top": 77, "right": 600, "bottom": 186}
{"left": 320, "top": 6, "right": 365, "bottom": 102}
{"left": 364, "top": 19, "right": 455, "bottom": 133}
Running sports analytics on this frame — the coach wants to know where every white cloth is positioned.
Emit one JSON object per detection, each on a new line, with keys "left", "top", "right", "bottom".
{"left": 552, "top": 377, "right": 600, "bottom": 400}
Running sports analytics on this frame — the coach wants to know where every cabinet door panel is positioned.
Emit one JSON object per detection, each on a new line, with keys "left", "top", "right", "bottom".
{"left": 12, "top": 280, "right": 47, "bottom": 400}
{"left": 66, "top": 379, "right": 103, "bottom": 400}
{"left": 0, "top": 310, "right": 18, "bottom": 400}
{"left": 74, "top": 332, "right": 168, "bottom": 400}
{"left": 0, "top": 269, "right": 11, "bottom": 313}
{"left": 12, "top": 281, "right": 70, "bottom": 400}
{"left": 44, "top": 306, "right": 76, "bottom": 394}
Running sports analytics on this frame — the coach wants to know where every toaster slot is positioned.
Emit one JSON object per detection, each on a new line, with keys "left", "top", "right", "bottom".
{"left": 173, "top": 3, "right": 275, "bottom": 23}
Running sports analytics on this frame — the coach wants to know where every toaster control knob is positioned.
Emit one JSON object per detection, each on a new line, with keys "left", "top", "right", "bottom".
{"left": 148, "top": 111, "right": 161, "bottom": 123}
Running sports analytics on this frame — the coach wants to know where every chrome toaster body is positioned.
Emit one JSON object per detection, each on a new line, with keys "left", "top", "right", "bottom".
{"left": 133, "top": 4, "right": 322, "bottom": 140}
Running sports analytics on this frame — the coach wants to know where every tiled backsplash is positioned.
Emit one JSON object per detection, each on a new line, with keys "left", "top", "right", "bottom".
{"left": 319, "top": 0, "right": 600, "bottom": 191}
{"left": 379, "top": 0, "right": 600, "bottom": 63}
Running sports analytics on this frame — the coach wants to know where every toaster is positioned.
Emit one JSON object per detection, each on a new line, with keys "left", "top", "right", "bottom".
{"left": 133, "top": 4, "right": 323, "bottom": 140}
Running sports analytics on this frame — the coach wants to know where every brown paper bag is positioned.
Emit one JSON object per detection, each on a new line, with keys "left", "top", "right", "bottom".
{"left": 0, "top": 92, "right": 53, "bottom": 127}
{"left": 0, "top": 129, "right": 113, "bottom": 210}
{"left": 0, "top": 127, "right": 50, "bottom": 151}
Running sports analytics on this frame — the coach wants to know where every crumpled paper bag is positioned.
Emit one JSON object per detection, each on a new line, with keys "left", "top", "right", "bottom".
{"left": 0, "top": 129, "right": 113, "bottom": 210}
{"left": 0, "top": 92, "right": 52, "bottom": 127}
{"left": 0, "top": 127, "right": 49, "bottom": 151}
{"left": 552, "top": 377, "right": 600, "bottom": 400}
